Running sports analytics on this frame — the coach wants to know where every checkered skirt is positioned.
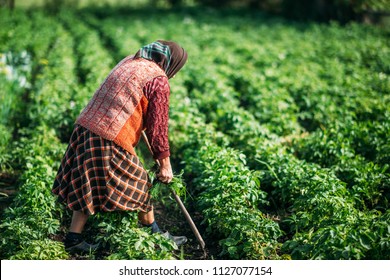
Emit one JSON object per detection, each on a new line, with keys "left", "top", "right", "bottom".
{"left": 52, "top": 125, "right": 152, "bottom": 215}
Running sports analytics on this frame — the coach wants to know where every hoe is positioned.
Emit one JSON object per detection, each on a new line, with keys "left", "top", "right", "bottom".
{"left": 142, "top": 131, "right": 207, "bottom": 258}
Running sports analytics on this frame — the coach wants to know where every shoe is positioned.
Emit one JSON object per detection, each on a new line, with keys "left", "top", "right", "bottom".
{"left": 161, "top": 231, "right": 188, "bottom": 246}
{"left": 65, "top": 240, "right": 100, "bottom": 254}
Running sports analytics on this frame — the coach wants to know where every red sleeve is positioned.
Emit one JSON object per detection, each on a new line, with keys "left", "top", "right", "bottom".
{"left": 143, "top": 76, "right": 171, "bottom": 160}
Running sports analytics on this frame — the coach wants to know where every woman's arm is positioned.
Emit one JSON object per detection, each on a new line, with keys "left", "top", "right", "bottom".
{"left": 144, "top": 76, "right": 173, "bottom": 183}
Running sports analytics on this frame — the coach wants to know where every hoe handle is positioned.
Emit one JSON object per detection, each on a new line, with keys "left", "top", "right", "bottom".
{"left": 141, "top": 131, "right": 206, "bottom": 253}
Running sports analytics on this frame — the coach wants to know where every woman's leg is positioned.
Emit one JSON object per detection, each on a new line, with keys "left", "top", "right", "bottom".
{"left": 138, "top": 208, "right": 155, "bottom": 225}
{"left": 69, "top": 211, "right": 89, "bottom": 233}
{"left": 64, "top": 211, "right": 98, "bottom": 252}
{"left": 138, "top": 207, "right": 163, "bottom": 233}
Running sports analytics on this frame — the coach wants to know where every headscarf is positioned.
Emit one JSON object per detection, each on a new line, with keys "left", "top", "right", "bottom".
{"left": 134, "top": 40, "right": 188, "bottom": 79}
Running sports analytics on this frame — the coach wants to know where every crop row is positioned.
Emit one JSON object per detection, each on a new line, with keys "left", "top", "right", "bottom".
{"left": 1, "top": 10, "right": 74, "bottom": 259}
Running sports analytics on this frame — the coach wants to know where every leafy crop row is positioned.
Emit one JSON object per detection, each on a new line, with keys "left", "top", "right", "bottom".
{"left": 1, "top": 10, "right": 74, "bottom": 259}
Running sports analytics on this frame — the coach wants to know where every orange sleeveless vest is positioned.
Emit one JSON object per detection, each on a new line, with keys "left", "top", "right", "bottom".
{"left": 76, "top": 57, "right": 167, "bottom": 155}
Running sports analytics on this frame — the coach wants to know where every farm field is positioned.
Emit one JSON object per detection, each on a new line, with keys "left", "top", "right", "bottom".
{"left": 0, "top": 5, "right": 389, "bottom": 260}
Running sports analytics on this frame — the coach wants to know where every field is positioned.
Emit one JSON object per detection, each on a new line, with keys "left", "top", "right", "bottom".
{"left": 0, "top": 5, "right": 389, "bottom": 260}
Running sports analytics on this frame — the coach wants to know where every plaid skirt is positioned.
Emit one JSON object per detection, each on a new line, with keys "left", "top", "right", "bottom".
{"left": 52, "top": 125, "right": 152, "bottom": 215}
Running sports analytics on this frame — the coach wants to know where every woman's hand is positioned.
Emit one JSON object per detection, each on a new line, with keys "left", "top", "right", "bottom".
{"left": 157, "top": 157, "right": 173, "bottom": 183}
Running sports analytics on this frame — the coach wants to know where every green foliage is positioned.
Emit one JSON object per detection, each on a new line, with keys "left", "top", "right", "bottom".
{"left": 180, "top": 131, "right": 282, "bottom": 259}
{"left": 283, "top": 210, "right": 390, "bottom": 260}
{"left": 94, "top": 212, "right": 177, "bottom": 260}
{"left": 0, "top": 124, "right": 12, "bottom": 170}
{"left": 0, "top": 6, "right": 388, "bottom": 260}
{"left": 0, "top": 126, "right": 66, "bottom": 258}
{"left": 10, "top": 239, "right": 68, "bottom": 260}
{"left": 291, "top": 122, "right": 390, "bottom": 210}
{"left": 149, "top": 170, "right": 189, "bottom": 210}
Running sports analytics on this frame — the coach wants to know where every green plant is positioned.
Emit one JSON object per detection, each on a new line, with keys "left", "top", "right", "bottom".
{"left": 9, "top": 239, "right": 68, "bottom": 260}
{"left": 94, "top": 212, "right": 177, "bottom": 260}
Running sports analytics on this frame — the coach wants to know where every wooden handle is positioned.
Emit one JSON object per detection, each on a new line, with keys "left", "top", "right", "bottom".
{"left": 141, "top": 131, "right": 206, "bottom": 252}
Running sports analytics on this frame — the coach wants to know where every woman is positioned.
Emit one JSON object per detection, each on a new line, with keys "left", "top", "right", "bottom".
{"left": 52, "top": 40, "right": 188, "bottom": 253}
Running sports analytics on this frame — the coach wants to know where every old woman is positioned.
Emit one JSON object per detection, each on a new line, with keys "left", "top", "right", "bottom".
{"left": 52, "top": 40, "right": 188, "bottom": 253}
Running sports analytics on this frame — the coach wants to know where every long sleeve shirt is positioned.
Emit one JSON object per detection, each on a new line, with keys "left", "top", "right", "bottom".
{"left": 143, "top": 76, "right": 170, "bottom": 160}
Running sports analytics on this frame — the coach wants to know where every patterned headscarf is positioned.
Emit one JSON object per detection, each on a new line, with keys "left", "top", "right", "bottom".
{"left": 134, "top": 40, "right": 188, "bottom": 79}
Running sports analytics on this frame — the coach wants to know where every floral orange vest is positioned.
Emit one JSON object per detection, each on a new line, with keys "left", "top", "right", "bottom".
{"left": 76, "top": 57, "right": 167, "bottom": 156}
